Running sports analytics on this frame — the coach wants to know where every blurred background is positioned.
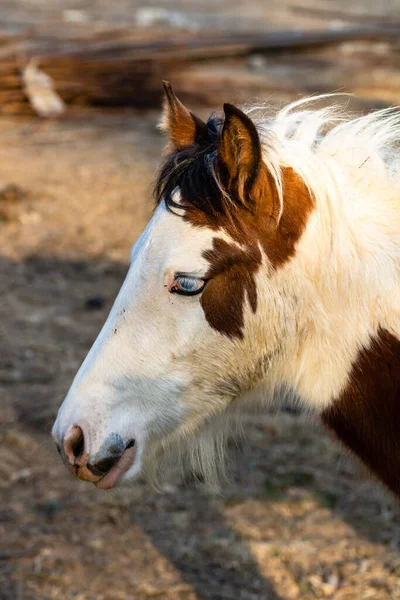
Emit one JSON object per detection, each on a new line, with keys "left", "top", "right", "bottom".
{"left": 1, "top": 2, "right": 400, "bottom": 599}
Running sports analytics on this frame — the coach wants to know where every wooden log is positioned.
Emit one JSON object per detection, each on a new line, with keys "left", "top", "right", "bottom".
{"left": 1, "top": 26, "right": 399, "bottom": 62}
{"left": 291, "top": 6, "right": 400, "bottom": 29}
{"left": 0, "top": 25, "right": 398, "bottom": 116}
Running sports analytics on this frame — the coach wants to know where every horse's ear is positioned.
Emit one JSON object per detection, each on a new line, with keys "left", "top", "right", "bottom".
{"left": 160, "top": 81, "right": 207, "bottom": 150}
{"left": 218, "top": 103, "right": 265, "bottom": 206}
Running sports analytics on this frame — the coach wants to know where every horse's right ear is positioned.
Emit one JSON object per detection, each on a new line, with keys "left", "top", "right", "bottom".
{"left": 218, "top": 103, "right": 266, "bottom": 207}
{"left": 159, "top": 81, "right": 207, "bottom": 150}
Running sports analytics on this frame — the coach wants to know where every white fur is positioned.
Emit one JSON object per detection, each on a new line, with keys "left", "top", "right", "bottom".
{"left": 53, "top": 97, "right": 400, "bottom": 488}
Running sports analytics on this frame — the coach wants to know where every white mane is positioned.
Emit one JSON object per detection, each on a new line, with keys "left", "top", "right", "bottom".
{"left": 246, "top": 95, "right": 400, "bottom": 222}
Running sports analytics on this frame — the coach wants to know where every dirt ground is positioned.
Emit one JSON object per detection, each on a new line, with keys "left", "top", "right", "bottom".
{"left": 1, "top": 2, "right": 400, "bottom": 600}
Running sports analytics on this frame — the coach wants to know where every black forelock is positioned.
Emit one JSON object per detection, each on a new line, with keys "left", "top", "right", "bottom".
{"left": 154, "top": 117, "right": 229, "bottom": 217}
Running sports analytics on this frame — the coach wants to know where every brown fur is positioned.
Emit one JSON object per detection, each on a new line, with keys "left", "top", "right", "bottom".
{"left": 201, "top": 237, "right": 261, "bottom": 339}
{"left": 161, "top": 81, "right": 207, "bottom": 150}
{"left": 219, "top": 103, "right": 265, "bottom": 206}
{"left": 322, "top": 329, "right": 400, "bottom": 496}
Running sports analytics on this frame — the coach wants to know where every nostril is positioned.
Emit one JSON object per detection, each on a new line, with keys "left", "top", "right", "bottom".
{"left": 87, "top": 455, "right": 119, "bottom": 477}
{"left": 72, "top": 433, "right": 84, "bottom": 458}
{"left": 63, "top": 425, "right": 85, "bottom": 465}
{"left": 125, "top": 439, "right": 135, "bottom": 450}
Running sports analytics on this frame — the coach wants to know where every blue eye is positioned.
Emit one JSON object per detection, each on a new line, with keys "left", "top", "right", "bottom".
{"left": 170, "top": 275, "right": 206, "bottom": 296}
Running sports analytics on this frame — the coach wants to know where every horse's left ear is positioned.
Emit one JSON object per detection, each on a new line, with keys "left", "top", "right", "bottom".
{"left": 160, "top": 81, "right": 207, "bottom": 150}
{"left": 219, "top": 103, "right": 265, "bottom": 206}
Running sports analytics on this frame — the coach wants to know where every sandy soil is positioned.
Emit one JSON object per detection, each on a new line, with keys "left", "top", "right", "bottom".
{"left": 1, "top": 2, "right": 400, "bottom": 599}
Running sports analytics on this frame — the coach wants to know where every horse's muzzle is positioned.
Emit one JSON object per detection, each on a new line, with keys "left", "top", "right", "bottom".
{"left": 56, "top": 425, "right": 136, "bottom": 490}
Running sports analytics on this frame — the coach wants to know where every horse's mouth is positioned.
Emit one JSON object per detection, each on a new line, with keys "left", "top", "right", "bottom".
{"left": 94, "top": 445, "right": 137, "bottom": 490}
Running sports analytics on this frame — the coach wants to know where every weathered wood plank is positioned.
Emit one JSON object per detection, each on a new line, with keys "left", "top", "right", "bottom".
{"left": 0, "top": 26, "right": 398, "bottom": 116}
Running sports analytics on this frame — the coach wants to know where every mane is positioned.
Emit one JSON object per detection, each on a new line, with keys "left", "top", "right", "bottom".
{"left": 154, "top": 115, "right": 229, "bottom": 217}
{"left": 155, "top": 94, "right": 400, "bottom": 222}
{"left": 253, "top": 95, "right": 400, "bottom": 214}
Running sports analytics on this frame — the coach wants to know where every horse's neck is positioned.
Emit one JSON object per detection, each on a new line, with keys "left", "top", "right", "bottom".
{"left": 277, "top": 159, "right": 400, "bottom": 496}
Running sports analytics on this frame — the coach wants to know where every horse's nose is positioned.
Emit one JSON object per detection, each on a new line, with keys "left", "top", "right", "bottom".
{"left": 57, "top": 426, "right": 136, "bottom": 487}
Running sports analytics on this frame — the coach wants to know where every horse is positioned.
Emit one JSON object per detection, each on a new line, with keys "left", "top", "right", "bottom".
{"left": 52, "top": 82, "right": 400, "bottom": 497}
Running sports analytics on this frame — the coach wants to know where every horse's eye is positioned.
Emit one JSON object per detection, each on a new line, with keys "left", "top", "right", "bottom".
{"left": 170, "top": 275, "right": 206, "bottom": 296}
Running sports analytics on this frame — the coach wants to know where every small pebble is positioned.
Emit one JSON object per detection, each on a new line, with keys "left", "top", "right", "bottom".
{"left": 85, "top": 295, "right": 105, "bottom": 310}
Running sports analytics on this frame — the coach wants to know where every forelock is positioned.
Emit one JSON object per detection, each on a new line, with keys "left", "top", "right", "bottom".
{"left": 154, "top": 117, "right": 236, "bottom": 218}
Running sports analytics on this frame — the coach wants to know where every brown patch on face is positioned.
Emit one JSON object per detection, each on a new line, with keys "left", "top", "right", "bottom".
{"left": 194, "top": 167, "right": 313, "bottom": 338}
{"left": 322, "top": 329, "right": 400, "bottom": 497}
{"left": 201, "top": 238, "right": 261, "bottom": 339}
